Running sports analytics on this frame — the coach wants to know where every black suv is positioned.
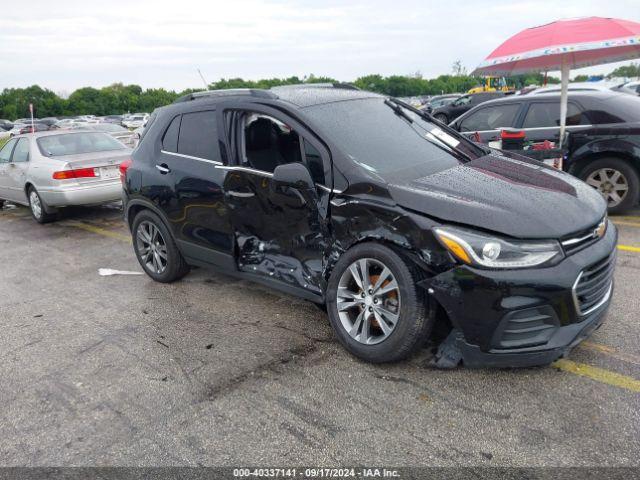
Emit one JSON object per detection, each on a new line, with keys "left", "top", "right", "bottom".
{"left": 122, "top": 85, "right": 616, "bottom": 368}
{"left": 430, "top": 91, "right": 506, "bottom": 124}
{"left": 449, "top": 91, "right": 640, "bottom": 213}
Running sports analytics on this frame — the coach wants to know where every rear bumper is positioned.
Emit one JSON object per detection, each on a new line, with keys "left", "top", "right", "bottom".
{"left": 39, "top": 181, "right": 123, "bottom": 207}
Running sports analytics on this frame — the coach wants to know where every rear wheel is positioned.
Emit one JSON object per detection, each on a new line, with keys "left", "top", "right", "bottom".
{"left": 28, "top": 187, "right": 56, "bottom": 224}
{"left": 579, "top": 158, "right": 639, "bottom": 214}
{"left": 326, "top": 243, "right": 433, "bottom": 363}
{"left": 132, "top": 210, "right": 190, "bottom": 283}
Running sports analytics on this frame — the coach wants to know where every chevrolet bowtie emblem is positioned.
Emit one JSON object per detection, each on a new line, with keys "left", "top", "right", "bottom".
{"left": 594, "top": 219, "right": 607, "bottom": 239}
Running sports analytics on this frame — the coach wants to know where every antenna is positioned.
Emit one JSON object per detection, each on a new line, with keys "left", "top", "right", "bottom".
{"left": 197, "top": 69, "right": 209, "bottom": 89}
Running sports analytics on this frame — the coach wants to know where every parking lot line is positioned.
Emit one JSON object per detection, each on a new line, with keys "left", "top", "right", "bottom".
{"left": 617, "top": 244, "right": 640, "bottom": 253}
{"left": 613, "top": 220, "right": 640, "bottom": 228}
{"left": 552, "top": 359, "right": 640, "bottom": 393}
{"left": 578, "top": 341, "right": 640, "bottom": 366}
{"left": 63, "top": 221, "right": 131, "bottom": 243}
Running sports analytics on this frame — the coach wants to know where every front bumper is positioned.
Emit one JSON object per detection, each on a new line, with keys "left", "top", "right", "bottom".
{"left": 39, "top": 181, "right": 123, "bottom": 207}
{"left": 428, "top": 223, "right": 617, "bottom": 368}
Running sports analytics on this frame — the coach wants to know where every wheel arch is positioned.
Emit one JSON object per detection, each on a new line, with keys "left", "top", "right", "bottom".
{"left": 568, "top": 142, "right": 640, "bottom": 178}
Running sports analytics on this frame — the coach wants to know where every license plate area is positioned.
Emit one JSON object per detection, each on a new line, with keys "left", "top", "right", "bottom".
{"left": 100, "top": 166, "right": 119, "bottom": 180}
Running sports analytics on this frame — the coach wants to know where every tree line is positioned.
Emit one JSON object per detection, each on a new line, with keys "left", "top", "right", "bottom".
{"left": 6, "top": 65, "right": 637, "bottom": 120}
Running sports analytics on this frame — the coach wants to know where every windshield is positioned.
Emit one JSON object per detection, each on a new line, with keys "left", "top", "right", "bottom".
{"left": 305, "top": 98, "right": 482, "bottom": 178}
{"left": 37, "top": 132, "right": 126, "bottom": 157}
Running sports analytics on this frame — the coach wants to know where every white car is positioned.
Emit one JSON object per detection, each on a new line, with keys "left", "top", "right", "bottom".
{"left": 122, "top": 114, "right": 149, "bottom": 129}
{"left": 0, "top": 131, "right": 131, "bottom": 223}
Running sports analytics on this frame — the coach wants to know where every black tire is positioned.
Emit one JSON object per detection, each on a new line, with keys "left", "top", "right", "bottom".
{"left": 0, "top": 199, "right": 4, "bottom": 209}
{"left": 27, "top": 187, "right": 57, "bottom": 224}
{"left": 131, "top": 210, "right": 190, "bottom": 283}
{"left": 578, "top": 158, "right": 640, "bottom": 214}
{"left": 326, "top": 242, "right": 433, "bottom": 363}
{"left": 434, "top": 113, "right": 448, "bottom": 125}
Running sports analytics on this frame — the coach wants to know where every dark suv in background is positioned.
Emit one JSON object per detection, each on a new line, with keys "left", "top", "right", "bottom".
{"left": 430, "top": 91, "right": 506, "bottom": 124}
{"left": 122, "top": 85, "right": 616, "bottom": 368}
{"left": 449, "top": 91, "right": 640, "bottom": 213}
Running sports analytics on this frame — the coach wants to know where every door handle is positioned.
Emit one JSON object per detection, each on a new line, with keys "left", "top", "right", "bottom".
{"left": 155, "top": 164, "right": 171, "bottom": 174}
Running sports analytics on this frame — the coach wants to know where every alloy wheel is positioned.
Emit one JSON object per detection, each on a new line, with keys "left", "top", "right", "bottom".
{"left": 136, "top": 221, "right": 168, "bottom": 275}
{"left": 29, "top": 191, "right": 42, "bottom": 219}
{"left": 336, "top": 258, "right": 401, "bottom": 345}
{"left": 586, "top": 168, "right": 629, "bottom": 207}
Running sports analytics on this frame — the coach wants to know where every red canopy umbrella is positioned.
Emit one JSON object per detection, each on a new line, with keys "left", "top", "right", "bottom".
{"left": 472, "top": 17, "right": 640, "bottom": 147}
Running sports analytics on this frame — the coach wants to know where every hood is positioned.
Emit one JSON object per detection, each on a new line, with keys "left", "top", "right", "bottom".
{"left": 388, "top": 152, "right": 606, "bottom": 239}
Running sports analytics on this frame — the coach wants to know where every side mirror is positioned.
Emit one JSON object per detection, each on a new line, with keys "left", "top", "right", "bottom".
{"left": 272, "top": 162, "right": 314, "bottom": 190}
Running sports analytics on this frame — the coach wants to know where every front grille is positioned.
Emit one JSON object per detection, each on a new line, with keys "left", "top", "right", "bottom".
{"left": 573, "top": 252, "right": 615, "bottom": 316}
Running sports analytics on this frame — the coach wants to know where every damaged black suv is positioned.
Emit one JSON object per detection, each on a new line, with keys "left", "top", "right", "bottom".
{"left": 122, "top": 85, "right": 617, "bottom": 368}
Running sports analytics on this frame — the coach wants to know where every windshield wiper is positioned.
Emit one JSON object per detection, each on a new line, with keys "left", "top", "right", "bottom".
{"left": 386, "top": 97, "right": 484, "bottom": 161}
{"left": 384, "top": 99, "right": 413, "bottom": 124}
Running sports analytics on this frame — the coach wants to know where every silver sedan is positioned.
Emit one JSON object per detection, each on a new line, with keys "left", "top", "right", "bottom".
{"left": 0, "top": 130, "right": 131, "bottom": 223}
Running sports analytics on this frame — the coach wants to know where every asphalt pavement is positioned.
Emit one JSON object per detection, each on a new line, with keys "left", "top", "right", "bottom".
{"left": 0, "top": 203, "right": 638, "bottom": 467}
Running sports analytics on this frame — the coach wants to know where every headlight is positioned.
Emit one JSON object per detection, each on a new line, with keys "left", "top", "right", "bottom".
{"left": 433, "top": 226, "right": 563, "bottom": 269}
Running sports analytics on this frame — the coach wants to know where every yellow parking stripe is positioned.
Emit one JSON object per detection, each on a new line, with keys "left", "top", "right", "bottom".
{"left": 552, "top": 359, "right": 640, "bottom": 393}
{"left": 618, "top": 244, "right": 640, "bottom": 253}
{"left": 64, "top": 221, "right": 131, "bottom": 243}
{"left": 579, "top": 341, "right": 640, "bottom": 366}
{"left": 613, "top": 220, "right": 640, "bottom": 228}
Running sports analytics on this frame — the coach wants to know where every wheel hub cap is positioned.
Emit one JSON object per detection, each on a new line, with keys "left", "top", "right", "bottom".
{"left": 136, "top": 221, "right": 168, "bottom": 275}
{"left": 336, "top": 258, "right": 401, "bottom": 345}
{"left": 586, "top": 168, "right": 629, "bottom": 207}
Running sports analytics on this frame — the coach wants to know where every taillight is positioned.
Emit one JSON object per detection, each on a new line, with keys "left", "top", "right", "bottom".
{"left": 119, "top": 158, "right": 132, "bottom": 184}
{"left": 52, "top": 168, "right": 98, "bottom": 180}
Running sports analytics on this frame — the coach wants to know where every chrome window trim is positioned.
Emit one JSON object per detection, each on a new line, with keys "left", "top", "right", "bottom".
{"left": 161, "top": 150, "right": 223, "bottom": 165}
{"left": 215, "top": 165, "right": 273, "bottom": 177}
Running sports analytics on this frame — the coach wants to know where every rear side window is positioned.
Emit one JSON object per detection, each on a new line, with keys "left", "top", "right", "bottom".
{"left": 12, "top": 138, "right": 30, "bottom": 162}
{"left": 522, "top": 102, "right": 586, "bottom": 128}
{"left": 459, "top": 104, "right": 520, "bottom": 131}
{"left": 162, "top": 115, "right": 181, "bottom": 152}
{"left": 177, "top": 110, "right": 220, "bottom": 161}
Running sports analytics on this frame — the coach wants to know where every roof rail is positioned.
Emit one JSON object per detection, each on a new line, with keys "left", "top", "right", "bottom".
{"left": 173, "top": 88, "right": 277, "bottom": 103}
{"left": 270, "top": 83, "right": 360, "bottom": 91}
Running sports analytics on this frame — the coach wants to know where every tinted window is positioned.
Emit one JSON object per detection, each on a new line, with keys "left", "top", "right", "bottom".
{"left": 304, "top": 139, "right": 325, "bottom": 185}
{"left": 12, "top": 138, "right": 29, "bottom": 162}
{"left": 305, "top": 98, "right": 472, "bottom": 178}
{"left": 177, "top": 111, "right": 220, "bottom": 161}
{"left": 522, "top": 102, "right": 585, "bottom": 128}
{"left": 0, "top": 139, "right": 17, "bottom": 163}
{"left": 37, "top": 133, "right": 125, "bottom": 157}
{"left": 162, "top": 115, "right": 181, "bottom": 152}
{"left": 459, "top": 104, "right": 520, "bottom": 131}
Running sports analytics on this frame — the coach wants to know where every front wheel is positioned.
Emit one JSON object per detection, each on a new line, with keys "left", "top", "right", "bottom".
{"left": 132, "top": 210, "right": 190, "bottom": 283}
{"left": 579, "top": 158, "right": 639, "bottom": 214}
{"left": 326, "top": 243, "right": 433, "bottom": 363}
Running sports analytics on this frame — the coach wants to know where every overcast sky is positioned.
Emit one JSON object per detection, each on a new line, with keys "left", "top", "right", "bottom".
{"left": 1, "top": 0, "right": 638, "bottom": 94}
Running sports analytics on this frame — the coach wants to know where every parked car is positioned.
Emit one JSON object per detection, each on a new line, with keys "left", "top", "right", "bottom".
{"left": 18, "top": 123, "right": 50, "bottom": 134}
{"left": 420, "top": 94, "right": 461, "bottom": 113}
{"left": 103, "top": 115, "right": 124, "bottom": 124}
{"left": 449, "top": 91, "right": 640, "bottom": 212}
{"left": 122, "top": 114, "right": 149, "bottom": 129}
{"left": 38, "top": 117, "right": 59, "bottom": 127}
{"left": 0, "top": 119, "right": 13, "bottom": 131}
{"left": 430, "top": 91, "right": 505, "bottom": 124}
{"left": 0, "top": 131, "right": 131, "bottom": 223}
{"left": 122, "top": 86, "right": 615, "bottom": 368}
{"left": 74, "top": 123, "right": 139, "bottom": 148}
